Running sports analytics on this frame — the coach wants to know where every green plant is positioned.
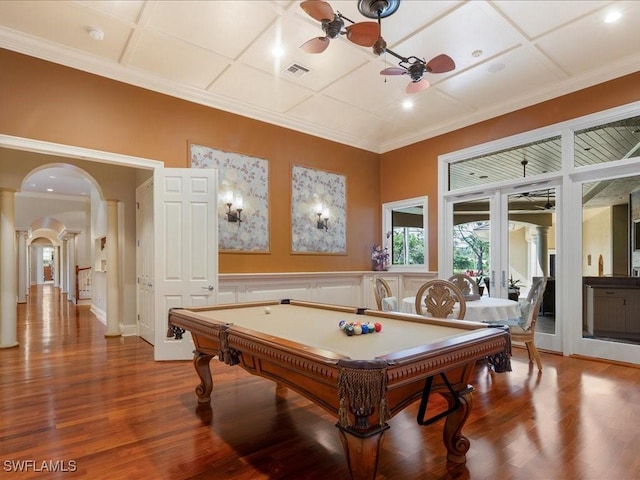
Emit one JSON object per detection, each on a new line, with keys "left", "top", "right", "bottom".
{"left": 509, "top": 275, "right": 523, "bottom": 290}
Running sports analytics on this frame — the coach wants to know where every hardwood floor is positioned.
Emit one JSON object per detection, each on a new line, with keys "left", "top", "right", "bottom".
{"left": 1, "top": 285, "right": 639, "bottom": 479}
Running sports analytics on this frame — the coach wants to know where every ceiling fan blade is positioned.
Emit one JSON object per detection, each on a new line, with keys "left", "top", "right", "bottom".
{"left": 426, "top": 53, "right": 455, "bottom": 73}
{"left": 300, "top": 0, "right": 334, "bottom": 22}
{"left": 406, "top": 78, "right": 430, "bottom": 94}
{"left": 300, "top": 36, "right": 330, "bottom": 54}
{"left": 346, "top": 22, "right": 380, "bottom": 47}
{"left": 380, "top": 67, "right": 406, "bottom": 76}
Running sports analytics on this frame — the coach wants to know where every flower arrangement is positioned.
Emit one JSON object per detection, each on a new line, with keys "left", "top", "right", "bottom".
{"left": 371, "top": 245, "right": 389, "bottom": 271}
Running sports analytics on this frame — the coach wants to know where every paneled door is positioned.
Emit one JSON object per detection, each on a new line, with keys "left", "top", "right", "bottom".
{"left": 136, "top": 178, "right": 154, "bottom": 345}
{"left": 153, "top": 168, "right": 218, "bottom": 361}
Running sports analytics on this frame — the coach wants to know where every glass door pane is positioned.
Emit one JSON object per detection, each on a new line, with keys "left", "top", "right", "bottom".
{"left": 507, "top": 187, "right": 556, "bottom": 335}
{"left": 582, "top": 176, "right": 640, "bottom": 345}
{"left": 452, "top": 197, "right": 491, "bottom": 297}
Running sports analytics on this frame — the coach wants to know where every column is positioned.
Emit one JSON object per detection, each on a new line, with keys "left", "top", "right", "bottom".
{"left": 105, "top": 199, "right": 121, "bottom": 337}
{"left": 16, "top": 229, "right": 28, "bottom": 304}
{"left": 67, "top": 234, "right": 76, "bottom": 302}
{"left": 0, "top": 189, "right": 18, "bottom": 349}
{"left": 54, "top": 245, "right": 61, "bottom": 288}
{"left": 535, "top": 226, "right": 550, "bottom": 277}
{"left": 59, "top": 237, "right": 68, "bottom": 295}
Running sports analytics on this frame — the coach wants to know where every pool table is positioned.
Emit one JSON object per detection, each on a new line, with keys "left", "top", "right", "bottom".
{"left": 167, "top": 299, "right": 510, "bottom": 480}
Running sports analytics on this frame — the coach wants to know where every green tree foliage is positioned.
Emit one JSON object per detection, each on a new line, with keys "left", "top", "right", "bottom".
{"left": 453, "top": 223, "right": 489, "bottom": 273}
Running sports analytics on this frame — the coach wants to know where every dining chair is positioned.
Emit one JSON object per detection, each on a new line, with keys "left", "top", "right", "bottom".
{"left": 373, "top": 277, "right": 396, "bottom": 311}
{"left": 448, "top": 273, "right": 481, "bottom": 300}
{"left": 497, "top": 277, "right": 547, "bottom": 371}
{"left": 414, "top": 279, "right": 466, "bottom": 319}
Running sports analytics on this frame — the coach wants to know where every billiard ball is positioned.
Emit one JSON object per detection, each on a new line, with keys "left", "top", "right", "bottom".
{"left": 265, "top": 307, "right": 271, "bottom": 314}
{"left": 374, "top": 322, "right": 382, "bottom": 332}
{"left": 344, "top": 325, "right": 355, "bottom": 336}
{"left": 367, "top": 322, "right": 376, "bottom": 332}
{"left": 338, "top": 320, "right": 346, "bottom": 329}
{"left": 361, "top": 324, "right": 369, "bottom": 334}
{"left": 353, "top": 325, "right": 362, "bottom": 335}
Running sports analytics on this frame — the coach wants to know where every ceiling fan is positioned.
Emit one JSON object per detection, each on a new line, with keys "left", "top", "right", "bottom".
{"left": 299, "top": 0, "right": 380, "bottom": 53}
{"left": 380, "top": 54, "right": 455, "bottom": 93}
{"left": 300, "top": 1, "right": 455, "bottom": 94}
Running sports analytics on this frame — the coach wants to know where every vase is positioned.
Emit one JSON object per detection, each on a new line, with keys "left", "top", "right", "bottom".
{"left": 373, "top": 259, "right": 387, "bottom": 271}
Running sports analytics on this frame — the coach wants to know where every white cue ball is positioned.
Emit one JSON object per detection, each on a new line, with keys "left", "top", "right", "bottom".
{"left": 265, "top": 307, "right": 271, "bottom": 314}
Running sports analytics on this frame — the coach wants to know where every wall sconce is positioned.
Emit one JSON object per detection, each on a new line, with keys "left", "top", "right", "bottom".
{"left": 223, "top": 191, "right": 243, "bottom": 224}
{"left": 316, "top": 203, "right": 329, "bottom": 231}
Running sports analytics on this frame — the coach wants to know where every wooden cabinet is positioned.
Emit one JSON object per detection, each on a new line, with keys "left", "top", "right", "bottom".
{"left": 587, "top": 286, "right": 640, "bottom": 338}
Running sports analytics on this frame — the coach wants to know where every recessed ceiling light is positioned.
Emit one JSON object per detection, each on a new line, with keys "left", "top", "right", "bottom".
{"left": 87, "top": 27, "right": 104, "bottom": 41}
{"left": 604, "top": 10, "right": 622, "bottom": 23}
{"left": 472, "top": 50, "right": 483, "bottom": 58}
{"left": 46, "top": 188, "right": 53, "bottom": 192}
{"left": 272, "top": 45, "right": 285, "bottom": 57}
{"left": 402, "top": 99, "right": 413, "bottom": 110}
{"left": 49, "top": 175, "right": 56, "bottom": 179}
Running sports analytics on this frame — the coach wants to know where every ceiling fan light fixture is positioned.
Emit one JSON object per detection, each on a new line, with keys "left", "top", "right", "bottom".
{"left": 357, "top": 0, "right": 400, "bottom": 19}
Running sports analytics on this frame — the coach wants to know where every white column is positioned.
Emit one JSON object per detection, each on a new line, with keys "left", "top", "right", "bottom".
{"left": 105, "top": 199, "right": 121, "bottom": 337}
{"left": 54, "top": 245, "right": 61, "bottom": 288}
{"left": 67, "top": 235, "right": 77, "bottom": 302}
{"left": 0, "top": 189, "right": 18, "bottom": 349}
{"left": 535, "top": 226, "right": 550, "bottom": 277}
{"left": 60, "top": 238, "right": 68, "bottom": 295}
{"left": 16, "top": 229, "right": 28, "bottom": 304}
{"left": 35, "top": 246, "right": 44, "bottom": 285}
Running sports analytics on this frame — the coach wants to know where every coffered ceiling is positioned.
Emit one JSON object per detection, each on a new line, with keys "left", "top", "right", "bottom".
{"left": 1, "top": 0, "right": 639, "bottom": 154}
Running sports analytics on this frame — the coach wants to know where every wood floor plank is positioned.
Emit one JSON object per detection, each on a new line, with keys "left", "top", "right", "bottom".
{"left": 1, "top": 285, "right": 639, "bottom": 479}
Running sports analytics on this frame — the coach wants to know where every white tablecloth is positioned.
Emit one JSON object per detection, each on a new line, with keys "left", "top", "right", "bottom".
{"left": 401, "top": 295, "right": 521, "bottom": 322}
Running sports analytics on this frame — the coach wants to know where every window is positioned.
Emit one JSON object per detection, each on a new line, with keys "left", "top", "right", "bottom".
{"left": 382, "top": 197, "right": 428, "bottom": 270}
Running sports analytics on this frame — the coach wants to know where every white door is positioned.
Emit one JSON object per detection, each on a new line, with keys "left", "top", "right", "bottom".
{"left": 136, "top": 178, "right": 155, "bottom": 344}
{"left": 153, "top": 167, "right": 218, "bottom": 361}
{"left": 443, "top": 181, "right": 562, "bottom": 353}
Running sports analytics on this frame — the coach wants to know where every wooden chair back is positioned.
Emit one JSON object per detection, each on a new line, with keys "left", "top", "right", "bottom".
{"left": 448, "top": 273, "right": 481, "bottom": 300}
{"left": 414, "top": 279, "right": 467, "bottom": 319}
{"left": 374, "top": 277, "right": 392, "bottom": 310}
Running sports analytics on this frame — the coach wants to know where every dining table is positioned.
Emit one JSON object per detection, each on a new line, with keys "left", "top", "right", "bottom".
{"left": 401, "top": 295, "right": 521, "bottom": 323}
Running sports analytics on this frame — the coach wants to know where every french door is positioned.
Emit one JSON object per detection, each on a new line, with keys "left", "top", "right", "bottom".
{"left": 443, "top": 182, "right": 561, "bottom": 352}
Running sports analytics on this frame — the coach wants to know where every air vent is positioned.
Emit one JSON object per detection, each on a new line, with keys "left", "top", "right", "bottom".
{"left": 283, "top": 63, "right": 310, "bottom": 78}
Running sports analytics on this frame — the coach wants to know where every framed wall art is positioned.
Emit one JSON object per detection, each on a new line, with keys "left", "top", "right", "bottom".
{"left": 190, "top": 143, "right": 269, "bottom": 252}
{"left": 291, "top": 165, "right": 346, "bottom": 254}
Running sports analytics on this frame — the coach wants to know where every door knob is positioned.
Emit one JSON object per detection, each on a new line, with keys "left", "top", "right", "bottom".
{"left": 202, "top": 285, "right": 214, "bottom": 291}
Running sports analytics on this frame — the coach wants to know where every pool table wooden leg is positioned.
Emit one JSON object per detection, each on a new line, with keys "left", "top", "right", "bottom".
{"left": 441, "top": 388, "right": 473, "bottom": 464}
{"left": 337, "top": 425, "right": 388, "bottom": 480}
{"left": 193, "top": 351, "right": 215, "bottom": 404}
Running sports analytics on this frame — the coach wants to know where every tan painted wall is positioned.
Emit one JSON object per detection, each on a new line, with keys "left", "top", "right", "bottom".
{"left": 0, "top": 49, "right": 380, "bottom": 273}
{"left": 381, "top": 72, "right": 640, "bottom": 270}
{"left": 2, "top": 48, "right": 639, "bottom": 274}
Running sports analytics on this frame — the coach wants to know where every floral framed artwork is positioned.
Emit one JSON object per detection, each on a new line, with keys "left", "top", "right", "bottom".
{"left": 291, "top": 165, "right": 346, "bottom": 254}
{"left": 190, "top": 143, "right": 269, "bottom": 252}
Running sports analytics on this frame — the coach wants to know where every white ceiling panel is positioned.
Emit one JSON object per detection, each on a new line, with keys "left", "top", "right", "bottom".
{"left": 209, "top": 63, "right": 312, "bottom": 113}
{"left": 0, "top": 1, "right": 133, "bottom": 61}
{"left": 322, "top": 60, "right": 408, "bottom": 112}
{"left": 288, "top": 94, "right": 379, "bottom": 140}
{"left": 146, "top": 0, "right": 279, "bottom": 60}
{"left": 78, "top": 0, "right": 146, "bottom": 24}
{"left": 129, "top": 30, "right": 231, "bottom": 89}
{"left": 535, "top": 1, "right": 640, "bottom": 76}
{"left": 240, "top": 15, "right": 369, "bottom": 92}
{"left": 0, "top": 0, "right": 637, "bottom": 153}
{"left": 438, "top": 46, "right": 562, "bottom": 109}
{"left": 388, "top": 1, "right": 523, "bottom": 75}
{"left": 493, "top": 0, "right": 607, "bottom": 39}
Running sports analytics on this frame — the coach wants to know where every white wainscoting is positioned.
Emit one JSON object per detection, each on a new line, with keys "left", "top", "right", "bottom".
{"left": 218, "top": 271, "right": 438, "bottom": 310}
